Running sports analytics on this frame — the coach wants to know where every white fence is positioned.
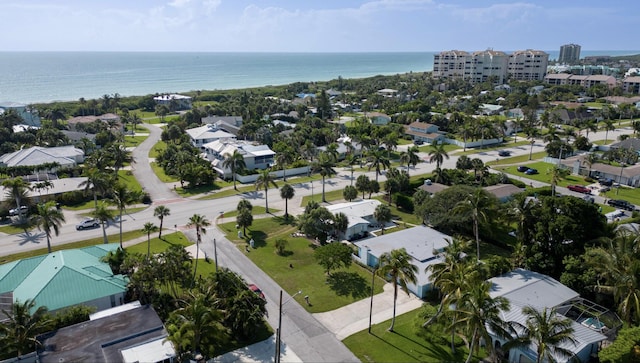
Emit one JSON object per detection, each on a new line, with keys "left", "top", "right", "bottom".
{"left": 235, "top": 166, "right": 310, "bottom": 184}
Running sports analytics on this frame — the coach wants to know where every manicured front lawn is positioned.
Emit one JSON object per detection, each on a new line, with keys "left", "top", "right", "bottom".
{"left": 218, "top": 216, "right": 385, "bottom": 313}
{"left": 301, "top": 188, "right": 346, "bottom": 206}
{"left": 498, "top": 162, "right": 589, "bottom": 187}
{"left": 150, "top": 162, "right": 179, "bottom": 183}
{"left": 125, "top": 231, "right": 192, "bottom": 255}
{"left": 123, "top": 135, "right": 149, "bottom": 148}
{"left": 456, "top": 140, "right": 532, "bottom": 156}
{"left": 343, "top": 307, "right": 485, "bottom": 363}
{"left": 149, "top": 140, "right": 167, "bottom": 158}
{"left": 117, "top": 170, "right": 143, "bottom": 192}
{"left": 602, "top": 186, "right": 640, "bottom": 206}
{"left": 418, "top": 143, "right": 460, "bottom": 154}
{"left": 218, "top": 205, "right": 274, "bottom": 219}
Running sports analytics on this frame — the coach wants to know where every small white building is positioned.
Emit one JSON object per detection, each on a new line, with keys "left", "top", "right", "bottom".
{"left": 204, "top": 139, "right": 275, "bottom": 178}
{"left": 153, "top": 94, "right": 192, "bottom": 110}
{"left": 353, "top": 225, "right": 452, "bottom": 298}
{"left": 326, "top": 199, "right": 381, "bottom": 240}
{"left": 186, "top": 124, "right": 236, "bottom": 148}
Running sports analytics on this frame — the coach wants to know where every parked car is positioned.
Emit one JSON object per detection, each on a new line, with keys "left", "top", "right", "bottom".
{"left": 567, "top": 185, "right": 591, "bottom": 194}
{"left": 524, "top": 168, "right": 538, "bottom": 175}
{"left": 414, "top": 139, "right": 424, "bottom": 145}
{"left": 599, "top": 178, "right": 614, "bottom": 186}
{"left": 8, "top": 206, "right": 28, "bottom": 216}
{"left": 607, "top": 199, "right": 636, "bottom": 211}
{"left": 76, "top": 218, "right": 99, "bottom": 230}
{"left": 498, "top": 150, "right": 511, "bottom": 157}
{"left": 517, "top": 166, "right": 530, "bottom": 172}
{"left": 248, "top": 284, "right": 265, "bottom": 300}
{"left": 582, "top": 195, "right": 595, "bottom": 203}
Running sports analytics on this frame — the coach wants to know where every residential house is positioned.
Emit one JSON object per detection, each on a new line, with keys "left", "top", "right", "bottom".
{"left": 0, "top": 101, "right": 41, "bottom": 126}
{"left": 404, "top": 121, "right": 445, "bottom": 144}
{"left": 317, "top": 135, "right": 363, "bottom": 161}
{"left": 66, "top": 113, "right": 122, "bottom": 132}
{"left": 368, "top": 112, "right": 391, "bottom": 125}
{"left": 0, "top": 145, "right": 84, "bottom": 169}
{"left": 352, "top": 226, "right": 452, "bottom": 298}
{"left": 563, "top": 153, "right": 640, "bottom": 187}
{"left": 377, "top": 88, "right": 398, "bottom": 98}
{"left": 549, "top": 107, "right": 594, "bottom": 125}
{"left": 202, "top": 115, "right": 243, "bottom": 136}
{"left": 489, "top": 269, "right": 619, "bottom": 363}
{"left": 153, "top": 93, "right": 192, "bottom": 110}
{"left": 326, "top": 199, "right": 381, "bottom": 241}
{"left": 419, "top": 179, "right": 449, "bottom": 195}
{"left": 0, "top": 244, "right": 128, "bottom": 316}
{"left": 480, "top": 103, "right": 503, "bottom": 115}
{"left": 186, "top": 124, "right": 236, "bottom": 148}
{"left": 204, "top": 139, "right": 275, "bottom": 179}
{"left": 483, "top": 184, "right": 524, "bottom": 202}
{"left": 37, "top": 302, "right": 175, "bottom": 363}
{"left": 293, "top": 93, "right": 316, "bottom": 106}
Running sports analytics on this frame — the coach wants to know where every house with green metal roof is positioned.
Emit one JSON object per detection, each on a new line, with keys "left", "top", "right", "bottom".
{"left": 0, "top": 244, "right": 128, "bottom": 315}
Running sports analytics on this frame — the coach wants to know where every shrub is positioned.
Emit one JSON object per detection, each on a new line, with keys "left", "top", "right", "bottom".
{"left": 275, "top": 238, "right": 288, "bottom": 256}
{"left": 56, "top": 191, "right": 92, "bottom": 206}
{"left": 509, "top": 178, "right": 526, "bottom": 188}
{"left": 599, "top": 326, "right": 640, "bottom": 363}
{"left": 393, "top": 193, "right": 414, "bottom": 212}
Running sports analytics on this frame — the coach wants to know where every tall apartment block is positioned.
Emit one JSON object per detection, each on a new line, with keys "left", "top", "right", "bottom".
{"left": 433, "top": 49, "right": 548, "bottom": 83}
{"left": 558, "top": 43, "right": 581, "bottom": 64}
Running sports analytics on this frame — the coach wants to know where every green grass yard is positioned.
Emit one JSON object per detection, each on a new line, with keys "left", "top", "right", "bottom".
{"left": 497, "top": 162, "right": 590, "bottom": 187}
{"left": 218, "top": 216, "right": 385, "bottom": 313}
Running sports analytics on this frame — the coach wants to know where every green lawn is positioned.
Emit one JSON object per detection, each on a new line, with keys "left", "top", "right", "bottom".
{"left": 123, "top": 135, "right": 149, "bottom": 148}
{"left": 602, "top": 186, "right": 640, "bottom": 206}
{"left": 343, "top": 307, "right": 485, "bottom": 363}
{"left": 125, "top": 231, "right": 192, "bottom": 255}
{"left": 176, "top": 184, "right": 220, "bottom": 197}
{"left": 117, "top": 170, "right": 143, "bottom": 192}
{"left": 0, "top": 224, "right": 35, "bottom": 235}
{"left": 418, "top": 143, "right": 460, "bottom": 154}
{"left": 0, "top": 230, "right": 146, "bottom": 264}
{"left": 497, "top": 162, "right": 590, "bottom": 187}
{"left": 79, "top": 206, "right": 148, "bottom": 217}
{"left": 486, "top": 151, "right": 547, "bottom": 166}
{"left": 218, "top": 205, "right": 274, "bottom": 219}
{"left": 301, "top": 188, "right": 346, "bottom": 206}
{"left": 455, "top": 140, "right": 532, "bottom": 157}
{"left": 218, "top": 216, "right": 385, "bottom": 313}
{"left": 149, "top": 140, "right": 167, "bottom": 158}
{"left": 150, "top": 162, "right": 179, "bottom": 183}
{"left": 372, "top": 197, "right": 422, "bottom": 226}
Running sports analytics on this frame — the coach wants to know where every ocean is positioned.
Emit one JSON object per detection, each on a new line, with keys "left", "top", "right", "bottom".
{"left": 0, "top": 50, "right": 637, "bottom": 105}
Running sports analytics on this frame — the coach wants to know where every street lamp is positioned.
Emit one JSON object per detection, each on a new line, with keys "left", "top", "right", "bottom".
{"left": 368, "top": 264, "right": 378, "bottom": 334}
{"left": 275, "top": 289, "right": 302, "bottom": 363}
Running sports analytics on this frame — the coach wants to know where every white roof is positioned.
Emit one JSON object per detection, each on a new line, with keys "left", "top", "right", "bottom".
{"left": 327, "top": 200, "right": 380, "bottom": 220}
{"left": 90, "top": 301, "right": 141, "bottom": 321}
{"left": 0, "top": 146, "right": 83, "bottom": 168}
{"left": 186, "top": 125, "right": 235, "bottom": 141}
{"left": 153, "top": 94, "right": 191, "bottom": 101}
{"left": 203, "top": 139, "right": 275, "bottom": 158}
{"left": 490, "top": 269, "right": 606, "bottom": 360}
{"left": 120, "top": 338, "right": 176, "bottom": 363}
{"left": 355, "top": 225, "right": 452, "bottom": 287}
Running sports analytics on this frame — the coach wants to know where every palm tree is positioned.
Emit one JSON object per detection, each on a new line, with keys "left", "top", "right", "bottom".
{"left": 0, "top": 299, "right": 51, "bottom": 357}
{"left": 367, "top": 148, "right": 391, "bottom": 182}
{"left": 254, "top": 169, "right": 277, "bottom": 213}
{"left": 169, "top": 291, "right": 222, "bottom": 359}
{"left": 275, "top": 152, "right": 292, "bottom": 182}
{"left": 154, "top": 205, "right": 171, "bottom": 239}
{"left": 452, "top": 188, "right": 493, "bottom": 262}
{"left": 376, "top": 248, "right": 418, "bottom": 332}
{"left": 602, "top": 119, "right": 615, "bottom": 144}
{"left": 279, "top": 183, "right": 295, "bottom": 219}
{"left": 111, "top": 183, "right": 141, "bottom": 248}
{"left": 187, "top": 214, "right": 210, "bottom": 282}
{"left": 32, "top": 201, "right": 65, "bottom": 254}
{"left": 548, "top": 165, "right": 569, "bottom": 197}
{"left": 79, "top": 168, "right": 113, "bottom": 209}
{"left": 142, "top": 222, "right": 159, "bottom": 260}
{"left": 400, "top": 146, "right": 420, "bottom": 177}
{"left": 313, "top": 152, "right": 336, "bottom": 203}
{"left": 428, "top": 140, "right": 449, "bottom": 170}
{"left": 93, "top": 201, "right": 114, "bottom": 244}
{"left": 506, "top": 306, "right": 576, "bottom": 363}
{"left": 373, "top": 204, "right": 392, "bottom": 235}
{"left": 455, "top": 281, "right": 511, "bottom": 363}
{"left": 585, "top": 229, "right": 640, "bottom": 323}
{"left": 584, "top": 153, "right": 599, "bottom": 178}
{"left": 2, "top": 177, "right": 31, "bottom": 222}
{"left": 223, "top": 150, "right": 246, "bottom": 190}
{"left": 107, "top": 143, "right": 134, "bottom": 177}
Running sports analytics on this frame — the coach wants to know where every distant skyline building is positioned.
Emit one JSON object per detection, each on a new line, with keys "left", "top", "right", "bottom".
{"left": 558, "top": 43, "right": 581, "bottom": 64}
{"left": 433, "top": 49, "right": 549, "bottom": 83}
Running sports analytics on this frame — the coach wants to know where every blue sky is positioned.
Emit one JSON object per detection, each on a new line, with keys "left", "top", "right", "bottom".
{"left": 0, "top": 0, "right": 637, "bottom": 52}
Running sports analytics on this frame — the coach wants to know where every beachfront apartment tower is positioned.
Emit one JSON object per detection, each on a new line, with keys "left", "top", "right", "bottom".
{"left": 559, "top": 43, "right": 581, "bottom": 64}
{"left": 432, "top": 50, "right": 470, "bottom": 79}
{"left": 508, "top": 49, "right": 549, "bottom": 81}
{"left": 467, "top": 50, "right": 509, "bottom": 84}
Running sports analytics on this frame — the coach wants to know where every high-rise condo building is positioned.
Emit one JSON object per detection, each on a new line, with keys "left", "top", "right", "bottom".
{"left": 508, "top": 49, "right": 549, "bottom": 81}
{"left": 558, "top": 44, "right": 581, "bottom": 64}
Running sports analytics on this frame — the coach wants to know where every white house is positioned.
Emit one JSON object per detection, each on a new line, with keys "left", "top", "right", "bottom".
{"left": 153, "top": 94, "right": 192, "bottom": 110}
{"left": 186, "top": 124, "right": 236, "bottom": 148}
{"left": 0, "top": 145, "right": 84, "bottom": 169}
{"left": 203, "top": 139, "right": 275, "bottom": 179}
{"left": 352, "top": 226, "right": 452, "bottom": 298}
{"left": 202, "top": 115, "right": 243, "bottom": 136}
{"left": 489, "top": 269, "right": 618, "bottom": 363}
{"left": 317, "top": 135, "right": 363, "bottom": 161}
{"left": 326, "top": 199, "right": 381, "bottom": 241}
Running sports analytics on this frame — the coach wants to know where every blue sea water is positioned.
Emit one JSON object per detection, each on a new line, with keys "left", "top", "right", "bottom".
{"left": 0, "top": 50, "right": 637, "bottom": 104}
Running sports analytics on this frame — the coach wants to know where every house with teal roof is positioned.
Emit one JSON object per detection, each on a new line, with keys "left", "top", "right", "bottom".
{"left": 0, "top": 244, "right": 128, "bottom": 315}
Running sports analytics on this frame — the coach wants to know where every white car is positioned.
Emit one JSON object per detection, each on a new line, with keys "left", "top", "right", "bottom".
{"left": 9, "top": 206, "right": 28, "bottom": 216}
{"left": 76, "top": 218, "right": 99, "bottom": 230}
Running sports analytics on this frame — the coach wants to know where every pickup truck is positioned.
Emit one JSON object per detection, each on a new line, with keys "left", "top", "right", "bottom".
{"left": 567, "top": 185, "right": 591, "bottom": 194}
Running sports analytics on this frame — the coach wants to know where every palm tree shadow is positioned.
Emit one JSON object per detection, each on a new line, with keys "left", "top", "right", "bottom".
{"left": 370, "top": 332, "right": 421, "bottom": 361}
{"left": 18, "top": 230, "right": 45, "bottom": 246}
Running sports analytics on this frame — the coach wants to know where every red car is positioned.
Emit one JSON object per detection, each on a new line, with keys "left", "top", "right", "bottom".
{"left": 248, "top": 284, "right": 265, "bottom": 300}
{"left": 567, "top": 185, "right": 591, "bottom": 194}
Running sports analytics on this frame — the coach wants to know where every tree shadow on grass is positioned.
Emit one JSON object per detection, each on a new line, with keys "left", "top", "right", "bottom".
{"left": 370, "top": 332, "right": 422, "bottom": 361}
{"left": 272, "top": 216, "right": 296, "bottom": 226}
{"left": 247, "top": 231, "right": 267, "bottom": 248}
{"left": 326, "top": 271, "right": 368, "bottom": 299}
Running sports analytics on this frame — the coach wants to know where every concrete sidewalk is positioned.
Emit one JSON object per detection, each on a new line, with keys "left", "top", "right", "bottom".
{"left": 213, "top": 335, "right": 301, "bottom": 363}
{"left": 313, "top": 282, "right": 424, "bottom": 340}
